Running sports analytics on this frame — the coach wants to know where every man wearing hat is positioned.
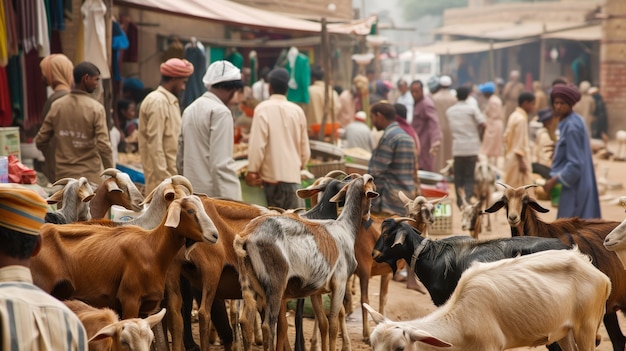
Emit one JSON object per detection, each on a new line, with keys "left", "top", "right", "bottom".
{"left": 177, "top": 61, "right": 244, "bottom": 200}
{"left": 533, "top": 108, "right": 558, "bottom": 175}
{"left": 0, "top": 184, "right": 88, "bottom": 350}
{"left": 432, "top": 75, "right": 456, "bottom": 172}
{"left": 478, "top": 81, "right": 504, "bottom": 166}
{"left": 341, "top": 111, "right": 374, "bottom": 152}
{"left": 138, "top": 58, "right": 194, "bottom": 194}
{"left": 543, "top": 84, "right": 601, "bottom": 219}
{"left": 246, "top": 68, "right": 310, "bottom": 209}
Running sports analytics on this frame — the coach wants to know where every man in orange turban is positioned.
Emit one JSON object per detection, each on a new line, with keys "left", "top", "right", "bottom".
{"left": 138, "top": 58, "right": 194, "bottom": 193}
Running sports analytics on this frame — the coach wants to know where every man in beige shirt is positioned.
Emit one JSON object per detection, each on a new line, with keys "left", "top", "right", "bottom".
{"left": 138, "top": 58, "right": 193, "bottom": 194}
{"left": 304, "top": 66, "right": 340, "bottom": 133}
{"left": 246, "top": 68, "right": 310, "bottom": 209}
{"left": 36, "top": 61, "right": 113, "bottom": 185}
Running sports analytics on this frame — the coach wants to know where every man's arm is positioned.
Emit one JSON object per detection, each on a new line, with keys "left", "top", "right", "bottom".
{"left": 94, "top": 107, "right": 114, "bottom": 169}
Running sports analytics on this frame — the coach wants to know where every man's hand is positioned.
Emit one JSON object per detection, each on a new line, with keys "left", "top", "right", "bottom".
{"left": 429, "top": 142, "right": 440, "bottom": 156}
{"left": 543, "top": 176, "right": 558, "bottom": 193}
{"left": 245, "top": 172, "right": 263, "bottom": 187}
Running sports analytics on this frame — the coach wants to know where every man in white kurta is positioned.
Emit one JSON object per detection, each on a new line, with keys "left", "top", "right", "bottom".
{"left": 503, "top": 92, "right": 535, "bottom": 188}
{"left": 177, "top": 61, "right": 244, "bottom": 200}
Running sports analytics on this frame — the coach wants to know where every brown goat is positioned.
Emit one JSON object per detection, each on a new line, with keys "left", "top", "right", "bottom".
{"left": 31, "top": 195, "right": 218, "bottom": 319}
{"left": 64, "top": 300, "right": 166, "bottom": 351}
{"left": 165, "top": 195, "right": 268, "bottom": 351}
{"left": 89, "top": 168, "right": 144, "bottom": 219}
{"left": 485, "top": 183, "right": 626, "bottom": 351}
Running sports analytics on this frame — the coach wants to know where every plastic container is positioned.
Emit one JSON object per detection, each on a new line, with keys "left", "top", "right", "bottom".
{"left": 430, "top": 198, "right": 453, "bottom": 235}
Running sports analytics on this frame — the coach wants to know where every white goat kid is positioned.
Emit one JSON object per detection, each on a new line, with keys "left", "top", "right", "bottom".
{"left": 603, "top": 196, "right": 626, "bottom": 268}
{"left": 397, "top": 192, "right": 446, "bottom": 236}
{"left": 46, "top": 177, "right": 95, "bottom": 223}
{"left": 365, "top": 249, "right": 610, "bottom": 351}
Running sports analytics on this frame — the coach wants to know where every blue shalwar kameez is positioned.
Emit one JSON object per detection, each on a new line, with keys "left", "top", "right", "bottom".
{"left": 550, "top": 112, "right": 601, "bottom": 219}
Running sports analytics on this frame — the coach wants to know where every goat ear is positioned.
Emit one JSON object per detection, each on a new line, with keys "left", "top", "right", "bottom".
{"left": 329, "top": 183, "right": 349, "bottom": 203}
{"left": 146, "top": 308, "right": 166, "bottom": 327}
{"left": 528, "top": 199, "right": 550, "bottom": 213}
{"left": 296, "top": 188, "right": 322, "bottom": 199}
{"left": 484, "top": 200, "right": 505, "bottom": 213}
{"left": 89, "top": 323, "right": 118, "bottom": 342}
{"left": 408, "top": 329, "right": 453, "bottom": 348}
{"left": 79, "top": 186, "right": 95, "bottom": 202}
{"left": 46, "top": 189, "right": 64, "bottom": 204}
{"left": 363, "top": 303, "right": 386, "bottom": 324}
{"left": 164, "top": 186, "right": 176, "bottom": 202}
{"left": 391, "top": 231, "right": 406, "bottom": 248}
{"left": 366, "top": 190, "right": 379, "bottom": 199}
{"left": 164, "top": 201, "right": 182, "bottom": 228}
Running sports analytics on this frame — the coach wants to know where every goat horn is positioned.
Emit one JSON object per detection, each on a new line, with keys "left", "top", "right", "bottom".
{"left": 268, "top": 206, "right": 286, "bottom": 213}
{"left": 432, "top": 194, "right": 448, "bottom": 204}
{"left": 52, "top": 178, "right": 76, "bottom": 187}
{"left": 523, "top": 184, "right": 540, "bottom": 190}
{"left": 496, "top": 181, "right": 511, "bottom": 189}
{"left": 171, "top": 175, "right": 194, "bottom": 194}
{"left": 393, "top": 217, "right": 417, "bottom": 223}
{"left": 100, "top": 168, "right": 120, "bottom": 178}
{"left": 324, "top": 170, "right": 348, "bottom": 179}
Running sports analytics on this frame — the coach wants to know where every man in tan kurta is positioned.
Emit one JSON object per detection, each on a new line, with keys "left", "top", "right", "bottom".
{"left": 573, "top": 81, "right": 595, "bottom": 137}
{"left": 138, "top": 58, "right": 193, "bottom": 194}
{"left": 36, "top": 62, "right": 113, "bottom": 185}
{"left": 432, "top": 75, "right": 457, "bottom": 172}
{"left": 501, "top": 70, "right": 525, "bottom": 127}
{"left": 503, "top": 92, "right": 535, "bottom": 188}
{"left": 304, "top": 66, "right": 340, "bottom": 131}
{"left": 478, "top": 82, "right": 504, "bottom": 166}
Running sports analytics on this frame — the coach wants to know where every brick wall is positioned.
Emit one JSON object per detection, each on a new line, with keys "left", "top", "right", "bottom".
{"left": 600, "top": 0, "right": 626, "bottom": 137}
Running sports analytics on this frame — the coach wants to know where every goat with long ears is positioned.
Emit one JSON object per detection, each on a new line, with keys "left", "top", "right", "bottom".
{"left": 484, "top": 182, "right": 626, "bottom": 351}
{"left": 89, "top": 168, "right": 144, "bottom": 219}
{"left": 45, "top": 177, "right": 95, "bottom": 223}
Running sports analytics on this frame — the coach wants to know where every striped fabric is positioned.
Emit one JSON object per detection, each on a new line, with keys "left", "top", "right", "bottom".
{"left": 0, "top": 184, "right": 48, "bottom": 235}
{"left": 0, "top": 266, "right": 88, "bottom": 351}
{"left": 368, "top": 122, "right": 417, "bottom": 215}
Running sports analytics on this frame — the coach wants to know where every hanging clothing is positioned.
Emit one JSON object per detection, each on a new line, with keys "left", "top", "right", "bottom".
{"left": 111, "top": 20, "right": 128, "bottom": 82}
{"left": 23, "top": 49, "right": 47, "bottom": 134}
{"left": 0, "top": 67, "right": 12, "bottom": 126}
{"left": 81, "top": 0, "right": 110, "bottom": 79}
{"left": 17, "top": 0, "right": 36, "bottom": 54}
{"left": 0, "top": 0, "right": 7, "bottom": 66}
{"left": 121, "top": 21, "right": 138, "bottom": 62}
{"left": 48, "top": 0, "right": 65, "bottom": 30}
{"left": 6, "top": 55, "right": 23, "bottom": 123}
{"left": 226, "top": 50, "right": 243, "bottom": 69}
{"left": 35, "top": 0, "right": 49, "bottom": 57}
{"left": 285, "top": 49, "right": 310, "bottom": 104}
{"left": 2, "top": 0, "right": 18, "bottom": 63}
{"left": 182, "top": 45, "right": 207, "bottom": 109}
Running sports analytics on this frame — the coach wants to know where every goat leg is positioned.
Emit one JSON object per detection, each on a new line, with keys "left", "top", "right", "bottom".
{"left": 603, "top": 312, "right": 626, "bottom": 351}
{"left": 310, "top": 294, "right": 330, "bottom": 351}
{"left": 294, "top": 298, "right": 306, "bottom": 351}
{"left": 210, "top": 299, "right": 235, "bottom": 351}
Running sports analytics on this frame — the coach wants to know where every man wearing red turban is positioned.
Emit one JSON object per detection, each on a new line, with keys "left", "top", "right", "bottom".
{"left": 138, "top": 58, "right": 194, "bottom": 193}
{"left": 543, "top": 84, "right": 601, "bottom": 219}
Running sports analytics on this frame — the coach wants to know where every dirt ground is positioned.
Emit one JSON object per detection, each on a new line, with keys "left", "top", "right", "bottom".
{"left": 194, "top": 154, "right": 626, "bottom": 351}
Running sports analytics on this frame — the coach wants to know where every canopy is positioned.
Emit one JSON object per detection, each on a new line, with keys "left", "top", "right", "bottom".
{"left": 542, "top": 25, "right": 601, "bottom": 41}
{"left": 114, "top": 0, "right": 376, "bottom": 35}
{"left": 412, "top": 39, "right": 536, "bottom": 56}
{"left": 433, "top": 22, "right": 586, "bottom": 41}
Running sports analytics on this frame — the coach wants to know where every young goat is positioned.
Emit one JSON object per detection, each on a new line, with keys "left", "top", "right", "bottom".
{"left": 89, "top": 168, "right": 144, "bottom": 219}
{"left": 64, "top": 300, "right": 165, "bottom": 351}
{"left": 603, "top": 198, "right": 626, "bottom": 268}
{"left": 485, "top": 182, "right": 625, "bottom": 351}
{"left": 45, "top": 177, "right": 95, "bottom": 223}
{"left": 235, "top": 175, "right": 378, "bottom": 351}
{"left": 365, "top": 249, "right": 611, "bottom": 351}
{"left": 31, "top": 195, "right": 218, "bottom": 319}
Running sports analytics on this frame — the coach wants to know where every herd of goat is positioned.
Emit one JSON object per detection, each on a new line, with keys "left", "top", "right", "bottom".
{"left": 25, "top": 166, "right": 626, "bottom": 351}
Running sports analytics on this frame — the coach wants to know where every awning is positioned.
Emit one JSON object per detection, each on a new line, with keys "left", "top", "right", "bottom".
{"left": 114, "top": 0, "right": 375, "bottom": 35}
{"left": 411, "top": 38, "right": 536, "bottom": 56}
{"left": 433, "top": 22, "right": 587, "bottom": 41}
{"left": 542, "top": 25, "right": 601, "bottom": 41}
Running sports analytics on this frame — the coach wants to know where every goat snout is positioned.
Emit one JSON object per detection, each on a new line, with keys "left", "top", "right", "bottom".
{"left": 372, "top": 249, "right": 382, "bottom": 259}
{"left": 507, "top": 214, "right": 520, "bottom": 225}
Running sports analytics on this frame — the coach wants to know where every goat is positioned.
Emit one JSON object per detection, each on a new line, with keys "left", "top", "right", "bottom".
{"left": 89, "top": 168, "right": 144, "bottom": 219}
{"left": 235, "top": 174, "right": 378, "bottom": 351}
{"left": 165, "top": 196, "right": 270, "bottom": 351}
{"left": 472, "top": 158, "right": 497, "bottom": 232}
{"left": 45, "top": 177, "right": 95, "bottom": 224}
{"left": 485, "top": 182, "right": 625, "bottom": 351}
{"left": 397, "top": 192, "right": 446, "bottom": 236}
{"left": 365, "top": 248, "right": 611, "bottom": 351}
{"left": 458, "top": 188, "right": 482, "bottom": 238}
{"left": 373, "top": 217, "right": 571, "bottom": 307}
{"left": 603, "top": 198, "right": 626, "bottom": 268}
{"left": 64, "top": 300, "right": 166, "bottom": 351}
{"left": 31, "top": 195, "right": 218, "bottom": 319}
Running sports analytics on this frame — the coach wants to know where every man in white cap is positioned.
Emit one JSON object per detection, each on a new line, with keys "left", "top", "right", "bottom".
{"left": 501, "top": 70, "right": 525, "bottom": 126}
{"left": 177, "top": 60, "right": 244, "bottom": 200}
{"left": 432, "top": 75, "right": 456, "bottom": 172}
{"left": 341, "top": 111, "right": 374, "bottom": 152}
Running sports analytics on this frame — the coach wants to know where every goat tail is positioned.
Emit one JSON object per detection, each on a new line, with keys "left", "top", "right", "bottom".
{"left": 233, "top": 234, "right": 248, "bottom": 259}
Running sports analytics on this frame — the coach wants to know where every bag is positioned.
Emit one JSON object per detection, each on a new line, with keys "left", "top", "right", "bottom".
{"left": 8, "top": 155, "right": 37, "bottom": 184}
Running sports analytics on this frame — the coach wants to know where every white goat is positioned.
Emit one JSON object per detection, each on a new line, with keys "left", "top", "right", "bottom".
{"left": 603, "top": 196, "right": 626, "bottom": 269}
{"left": 472, "top": 159, "right": 497, "bottom": 232}
{"left": 234, "top": 174, "right": 378, "bottom": 351}
{"left": 64, "top": 300, "right": 166, "bottom": 351}
{"left": 365, "top": 248, "right": 610, "bottom": 351}
{"left": 45, "top": 177, "right": 95, "bottom": 223}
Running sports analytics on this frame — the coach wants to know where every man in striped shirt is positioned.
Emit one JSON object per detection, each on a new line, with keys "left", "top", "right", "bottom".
{"left": 368, "top": 102, "right": 417, "bottom": 215}
{"left": 0, "top": 185, "right": 87, "bottom": 351}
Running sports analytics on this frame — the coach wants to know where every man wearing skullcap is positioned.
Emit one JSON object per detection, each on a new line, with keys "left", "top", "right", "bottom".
{"left": 478, "top": 81, "right": 504, "bottom": 166}
{"left": 0, "top": 185, "right": 88, "bottom": 350}
{"left": 432, "top": 75, "right": 456, "bottom": 172}
{"left": 341, "top": 111, "right": 374, "bottom": 152}
{"left": 246, "top": 68, "right": 310, "bottom": 209}
{"left": 37, "top": 54, "right": 74, "bottom": 183}
{"left": 177, "top": 61, "right": 243, "bottom": 200}
{"left": 533, "top": 108, "right": 557, "bottom": 174}
{"left": 36, "top": 61, "right": 114, "bottom": 185}
{"left": 138, "top": 58, "right": 194, "bottom": 194}
{"left": 543, "top": 84, "right": 601, "bottom": 219}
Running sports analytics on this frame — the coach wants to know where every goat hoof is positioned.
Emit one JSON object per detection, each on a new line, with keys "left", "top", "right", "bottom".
{"left": 362, "top": 336, "right": 370, "bottom": 345}
{"left": 185, "top": 345, "right": 200, "bottom": 351}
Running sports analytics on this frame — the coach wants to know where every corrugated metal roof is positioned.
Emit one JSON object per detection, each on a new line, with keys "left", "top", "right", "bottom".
{"left": 114, "top": 0, "right": 375, "bottom": 35}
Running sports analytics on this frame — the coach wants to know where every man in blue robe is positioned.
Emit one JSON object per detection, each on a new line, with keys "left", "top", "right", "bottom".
{"left": 543, "top": 84, "right": 601, "bottom": 219}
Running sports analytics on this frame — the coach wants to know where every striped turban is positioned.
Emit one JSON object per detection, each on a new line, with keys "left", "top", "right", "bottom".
{"left": 160, "top": 58, "right": 194, "bottom": 78}
{"left": 550, "top": 84, "right": 581, "bottom": 107}
{"left": 0, "top": 184, "right": 48, "bottom": 235}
